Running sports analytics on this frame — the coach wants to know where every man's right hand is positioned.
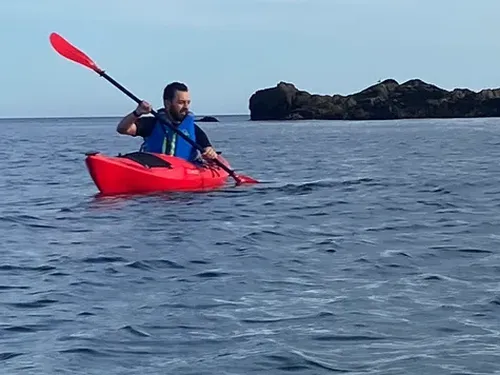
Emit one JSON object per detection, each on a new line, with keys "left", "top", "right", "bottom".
{"left": 134, "top": 101, "right": 152, "bottom": 116}
{"left": 117, "top": 101, "right": 152, "bottom": 135}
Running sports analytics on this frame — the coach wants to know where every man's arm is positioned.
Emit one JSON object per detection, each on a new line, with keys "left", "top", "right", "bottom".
{"left": 194, "top": 124, "right": 218, "bottom": 159}
{"left": 117, "top": 113, "right": 156, "bottom": 138}
{"left": 117, "top": 101, "right": 154, "bottom": 137}
{"left": 194, "top": 124, "right": 212, "bottom": 148}
{"left": 116, "top": 111, "right": 141, "bottom": 136}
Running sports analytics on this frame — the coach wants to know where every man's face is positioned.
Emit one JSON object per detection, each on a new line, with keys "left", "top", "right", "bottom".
{"left": 166, "top": 90, "right": 191, "bottom": 122}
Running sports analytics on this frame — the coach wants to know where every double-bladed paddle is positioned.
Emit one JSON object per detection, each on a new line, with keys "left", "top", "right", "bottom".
{"left": 49, "top": 32, "right": 258, "bottom": 186}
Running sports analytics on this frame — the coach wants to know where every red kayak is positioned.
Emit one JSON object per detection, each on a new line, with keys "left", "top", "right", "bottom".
{"left": 85, "top": 151, "right": 231, "bottom": 195}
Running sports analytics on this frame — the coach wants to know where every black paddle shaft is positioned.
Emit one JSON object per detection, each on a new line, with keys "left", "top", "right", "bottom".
{"left": 97, "top": 70, "right": 241, "bottom": 180}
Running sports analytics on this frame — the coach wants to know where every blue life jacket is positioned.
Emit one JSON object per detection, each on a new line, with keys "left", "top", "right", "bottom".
{"left": 140, "top": 109, "right": 198, "bottom": 161}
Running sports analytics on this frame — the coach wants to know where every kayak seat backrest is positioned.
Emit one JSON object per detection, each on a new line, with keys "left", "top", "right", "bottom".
{"left": 117, "top": 152, "right": 172, "bottom": 168}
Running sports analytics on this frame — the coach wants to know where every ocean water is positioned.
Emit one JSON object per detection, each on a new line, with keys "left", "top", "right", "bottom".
{"left": 1, "top": 115, "right": 500, "bottom": 374}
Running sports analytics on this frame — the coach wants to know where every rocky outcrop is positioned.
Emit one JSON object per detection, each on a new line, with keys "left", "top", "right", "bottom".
{"left": 196, "top": 116, "right": 219, "bottom": 122}
{"left": 248, "top": 79, "right": 500, "bottom": 120}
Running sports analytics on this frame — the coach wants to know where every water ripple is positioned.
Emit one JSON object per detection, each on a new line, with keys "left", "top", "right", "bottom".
{"left": 2, "top": 118, "right": 500, "bottom": 374}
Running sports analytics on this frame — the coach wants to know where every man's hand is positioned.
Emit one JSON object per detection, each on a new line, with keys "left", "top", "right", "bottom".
{"left": 202, "top": 146, "right": 218, "bottom": 159}
{"left": 134, "top": 101, "right": 152, "bottom": 116}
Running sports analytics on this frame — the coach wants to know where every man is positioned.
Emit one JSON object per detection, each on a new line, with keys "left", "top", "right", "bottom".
{"left": 116, "top": 81, "right": 218, "bottom": 161}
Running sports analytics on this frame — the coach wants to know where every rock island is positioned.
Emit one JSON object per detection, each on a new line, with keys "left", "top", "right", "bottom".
{"left": 248, "top": 79, "right": 500, "bottom": 121}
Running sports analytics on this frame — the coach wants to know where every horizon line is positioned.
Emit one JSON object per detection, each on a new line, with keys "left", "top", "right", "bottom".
{"left": 0, "top": 113, "right": 251, "bottom": 120}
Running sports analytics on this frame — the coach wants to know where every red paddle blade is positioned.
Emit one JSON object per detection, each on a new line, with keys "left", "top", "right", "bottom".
{"left": 49, "top": 32, "right": 103, "bottom": 73}
{"left": 235, "top": 174, "right": 259, "bottom": 185}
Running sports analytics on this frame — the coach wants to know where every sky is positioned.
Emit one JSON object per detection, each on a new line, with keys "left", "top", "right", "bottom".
{"left": 1, "top": 0, "right": 500, "bottom": 118}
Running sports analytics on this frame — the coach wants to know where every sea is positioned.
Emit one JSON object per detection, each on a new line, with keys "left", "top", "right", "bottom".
{"left": 1, "top": 114, "right": 500, "bottom": 374}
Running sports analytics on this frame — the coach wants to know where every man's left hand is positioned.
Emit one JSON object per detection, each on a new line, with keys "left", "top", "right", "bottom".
{"left": 202, "top": 146, "right": 218, "bottom": 159}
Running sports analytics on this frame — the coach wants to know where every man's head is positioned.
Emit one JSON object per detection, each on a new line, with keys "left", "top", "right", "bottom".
{"left": 163, "top": 82, "right": 190, "bottom": 122}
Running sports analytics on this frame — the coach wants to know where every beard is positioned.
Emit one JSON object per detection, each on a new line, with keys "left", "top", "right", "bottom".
{"left": 169, "top": 107, "right": 187, "bottom": 122}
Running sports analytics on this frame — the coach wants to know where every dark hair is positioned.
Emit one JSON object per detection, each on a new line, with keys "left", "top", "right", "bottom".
{"left": 163, "top": 82, "right": 188, "bottom": 101}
